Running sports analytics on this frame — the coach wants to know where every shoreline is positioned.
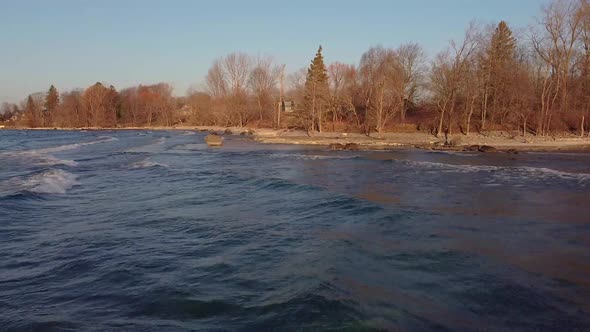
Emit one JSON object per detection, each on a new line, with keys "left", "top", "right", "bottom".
{"left": 250, "top": 128, "right": 590, "bottom": 153}
{"left": 3, "top": 126, "right": 590, "bottom": 153}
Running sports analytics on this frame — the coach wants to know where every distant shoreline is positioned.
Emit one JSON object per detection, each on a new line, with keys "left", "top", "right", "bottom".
{"left": 3, "top": 126, "right": 590, "bottom": 153}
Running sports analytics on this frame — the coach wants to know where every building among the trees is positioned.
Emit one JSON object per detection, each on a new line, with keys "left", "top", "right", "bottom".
{"left": 279, "top": 100, "right": 295, "bottom": 113}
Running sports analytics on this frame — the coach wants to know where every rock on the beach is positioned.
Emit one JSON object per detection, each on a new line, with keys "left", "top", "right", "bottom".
{"left": 240, "top": 130, "right": 255, "bottom": 136}
{"left": 224, "top": 128, "right": 233, "bottom": 135}
{"left": 329, "top": 143, "right": 345, "bottom": 150}
{"left": 344, "top": 143, "right": 360, "bottom": 151}
{"left": 478, "top": 145, "right": 497, "bottom": 153}
{"left": 464, "top": 145, "right": 480, "bottom": 151}
{"left": 433, "top": 141, "right": 444, "bottom": 147}
{"left": 205, "top": 134, "right": 224, "bottom": 146}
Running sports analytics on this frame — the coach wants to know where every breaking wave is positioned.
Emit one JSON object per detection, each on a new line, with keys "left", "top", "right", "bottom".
{"left": 24, "top": 169, "right": 80, "bottom": 194}
{"left": 0, "top": 136, "right": 117, "bottom": 167}
{"left": 403, "top": 160, "right": 590, "bottom": 182}
{"left": 0, "top": 169, "right": 80, "bottom": 197}
{"left": 519, "top": 166, "right": 590, "bottom": 181}
{"left": 130, "top": 160, "right": 169, "bottom": 169}
{"left": 269, "top": 153, "right": 360, "bottom": 161}
{"left": 402, "top": 160, "right": 500, "bottom": 172}
{"left": 31, "top": 136, "right": 118, "bottom": 154}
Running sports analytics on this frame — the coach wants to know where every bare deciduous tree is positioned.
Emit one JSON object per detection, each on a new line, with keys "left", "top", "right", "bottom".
{"left": 359, "top": 46, "right": 404, "bottom": 135}
{"left": 249, "top": 56, "right": 279, "bottom": 123}
{"left": 430, "top": 22, "right": 479, "bottom": 137}
{"left": 397, "top": 43, "right": 426, "bottom": 120}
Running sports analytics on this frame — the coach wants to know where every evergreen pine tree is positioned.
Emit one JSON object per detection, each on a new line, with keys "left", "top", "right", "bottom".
{"left": 25, "top": 95, "right": 39, "bottom": 128}
{"left": 489, "top": 21, "right": 516, "bottom": 73}
{"left": 45, "top": 85, "right": 59, "bottom": 127}
{"left": 482, "top": 21, "right": 516, "bottom": 128}
{"left": 304, "top": 46, "right": 329, "bottom": 132}
{"left": 108, "top": 85, "right": 121, "bottom": 125}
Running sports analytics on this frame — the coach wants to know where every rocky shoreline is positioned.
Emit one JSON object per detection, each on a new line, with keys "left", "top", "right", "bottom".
{"left": 248, "top": 130, "right": 590, "bottom": 153}
{"left": 5, "top": 126, "right": 590, "bottom": 153}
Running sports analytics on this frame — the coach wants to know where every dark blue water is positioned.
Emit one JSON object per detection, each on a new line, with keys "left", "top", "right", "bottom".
{"left": 1, "top": 130, "right": 590, "bottom": 331}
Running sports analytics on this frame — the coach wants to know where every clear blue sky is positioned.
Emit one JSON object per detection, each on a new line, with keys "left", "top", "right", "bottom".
{"left": 0, "top": 0, "right": 543, "bottom": 104}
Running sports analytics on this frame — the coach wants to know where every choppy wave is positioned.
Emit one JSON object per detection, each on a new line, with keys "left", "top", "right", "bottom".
{"left": 124, "top": 137, "right": 166, "bottom": 153}
{"left": 130, "top": 160, "right": 169, "bottom": 169}
{"left": 32, "top": 154, "right": 78, "bottom": 167}
{"left": 0, "top": 169, "right": 80, "bottom": 197}
{"left": 402, "top": 160, "right": 500, "bottom": 172}
{"left": 24, "top": 169, "right": 80, "bottom": 194}
{"left": 0, "top": 136, "right": 117, "bottom": 167}
{"left": 403, "top": 160, "right": 590, "bottom": 182}
{"left": 269, "top": 153, "right": 359, "bottom": 161}
{"left": 3, "top": 130, "right": 590, "bottom": 331}
{"left": 33, "top": 136, "right": 118, "bottom": 154}
{"left": 519, "top": 166, "right": 590, "bottom": 181}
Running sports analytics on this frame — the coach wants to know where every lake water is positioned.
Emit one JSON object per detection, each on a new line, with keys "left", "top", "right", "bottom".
{"left": 1, "top": 130, "right": 590, "bottom": 331}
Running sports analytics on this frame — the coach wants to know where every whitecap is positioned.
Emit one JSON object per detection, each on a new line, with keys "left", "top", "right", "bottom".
{"left": 130, "top": 160, "right": 168, "bottom": 169}
{"left": 34, "top": 136, "right": 118, "bottom": 154}
{"left": 518, "top": 167, "right": 590, "bottom": 182}
{"left": 0, "top": 136, "right": 117, "bottom": 167}
{"left": 38, "top": 155, "right": 78, "bottom": 167}
{"left": 402, "top": 160, "right": 499, "bottom": 173}
{"left": 23, "top": 169, "right": 80, "bottom": 194}
{"left": 269, "top": 153, "right": 358, "bottom": 161}
{"left": 401, "top": 160, "right": 590, "bottom": 183}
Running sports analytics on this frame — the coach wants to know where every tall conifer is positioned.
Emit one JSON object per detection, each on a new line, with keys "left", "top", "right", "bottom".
{"left": 304, "top": 46, "right": 329, "bottom": 132}
{"left": 44, "top": 85, "right": 59, "bottom": 127}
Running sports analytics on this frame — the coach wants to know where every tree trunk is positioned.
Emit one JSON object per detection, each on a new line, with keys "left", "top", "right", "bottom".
{"left": 482, "top": 87, "right": 488, "bottom": 130}
{"left": 257, "top": 96, "right": 263, "bottom": 122}
{"left": 466, "top": 102, "right": 474, "bottom": 136}
{"left": 276, "top": 101, "right": 281, "bottom": 129}
{"left": 332, "top": 104, "right": 337, "bottom": 132}
{"left": 448, "top": 95, "right": 456, "bottom": 136}
{"left": 311, "top": 86, "right": 316, "bottom": 132}
{"left": 318, "top": 105, "right": 322, "bottom": 133}
{"left": 437, "top": 101, "right": 446, "bottom": 138}
{"left": 377, "top": 88, "right": 384, "bottom": 135}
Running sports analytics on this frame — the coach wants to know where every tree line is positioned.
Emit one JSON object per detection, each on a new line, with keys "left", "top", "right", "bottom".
{"left": 2, "top": 0, "right": 590, "bottom": 137}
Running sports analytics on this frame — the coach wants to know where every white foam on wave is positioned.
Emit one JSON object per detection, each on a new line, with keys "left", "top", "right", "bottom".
{"left": 403, "top": 160, "right": 590, "bottom": 182}
{"left": 38, "top": 155, "right": 79, "bottom": 167}
{"left": 23, "top": 169, "right": 80, "bottom": 194}
{"left": 269, "top": 153, "right": 357, "bottom": 161}
{"left": 403, "top": 160, "right": 500, "bottom": 173}
{"left": 518, "top": 166, "right": 590, "bottom": 181}
{"left": 130, "top": 160, "right": 169, "bottom": 169}
{"left": 0, "top": 136, "right": 117, "bottom": 167}
{"left": 34, "top": 136, "right": 118, "bottom": 154}
{"left": 124, "top": 137, "right": 166, "bottom": 153}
